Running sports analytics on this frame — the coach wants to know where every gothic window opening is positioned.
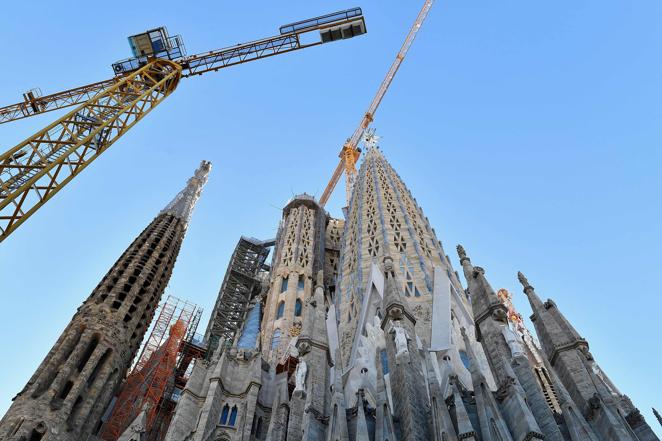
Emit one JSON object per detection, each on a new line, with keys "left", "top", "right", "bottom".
{"left": 295, "top": 299, "right": 302, "bottom": 317}
{"left": 271, "top": 329, "right": 281, "bottom": 349}
{"left": 297, "top": 275, "right": 305, "bottom": 291}
{"left": 399, "top": 254, "right": 418, "bottom": 297}
{"left": 220, "top": 404, "right": 229, "bottom": 425}
{"left": 229, "top": 405, "right": 238, "bottom": 426}
{"left": 297, "top": 209, "right": 314, "bottom": 268}
{"left": 77, "top": 335, "right": 100, "bottom": 372}
{"left": 280, "top": 277, "right": 288, "bottom": 293}
{"left": 29, "top": 429, "right": 44, "bottom": 441}
{"left": 276, "top": 302, "right": 285, "bottom": 319}
{"left": 380, "top": 349, "right": 389, "bottom": 374}
{"left": 254, "top": 417, "right": 263, "bottom": 438}
{"left": 459, "top": 350, "right": 471, "bottom": 369}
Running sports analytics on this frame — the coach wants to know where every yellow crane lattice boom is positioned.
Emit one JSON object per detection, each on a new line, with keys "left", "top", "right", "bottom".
{"left": 319, "top": 0, "right": 434, "bottom": 207}
{"left": 0, "top": 60, "right": 181, "bottom": 240}
{"left": 0, "top": 8, "right": 367, "bottom": 242}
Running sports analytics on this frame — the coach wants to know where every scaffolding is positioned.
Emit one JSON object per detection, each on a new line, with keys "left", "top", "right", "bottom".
{"left": 203, "top": 237, "right": 274, "bottom": 357}
{"left": 99, "top": 295, "right": 202, "bottom": 440}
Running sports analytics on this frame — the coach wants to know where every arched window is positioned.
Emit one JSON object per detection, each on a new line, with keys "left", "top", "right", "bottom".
{"left": 297, "top": 275, "right": 305, "bottom": 291}
{"left": 271, "top": 329, "right": 281, "bottom": 349}
{"left": 255, "top": 417, "right": 263, "bottom": 438}
{"left": 459, "top": 350, "right": 471, "bottom": 369}
{"left": 295, "top": 299, "right": 302, "bottom": 317}
{"left": 229, "top": 405, "right": 238, "bottom": 426}
{"left": 276, "top": 302, "right": 285, "bottom": 319}
{"left": 220, "top": 404, "right": 229, "bottom": 424}
{"left": 280, "top": 277, "right": 289, "bottom": 293}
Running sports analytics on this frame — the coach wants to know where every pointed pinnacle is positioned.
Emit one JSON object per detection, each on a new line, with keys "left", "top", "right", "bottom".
{"left": 456, "top": 244, "right": 466, "bottom": 259}
{"left": 517, "top": 271, "right": 534, "bottom": 294}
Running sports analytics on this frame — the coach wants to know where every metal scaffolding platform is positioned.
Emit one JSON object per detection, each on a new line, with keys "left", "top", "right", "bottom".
{"left": 203, "top": 236, "right": 274, "bottom": 357}
{"left": 98, "top": 295, "right": 202, "bottom": 441}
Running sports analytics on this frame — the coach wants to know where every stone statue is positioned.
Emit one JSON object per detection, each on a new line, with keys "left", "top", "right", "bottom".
{"left": 393, "top": 321, "right": 409, "bottom": 357}
{"left": 294, "top": 359, "right": 307, "bottom": 394}
{"left": 502, "top": 325, "right": 526, "bottom": 358}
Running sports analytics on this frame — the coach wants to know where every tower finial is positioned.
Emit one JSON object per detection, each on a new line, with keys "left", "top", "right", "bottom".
{"left": 517, "top": 271, "right": 533, "bottom": 293}
{"left": 160, "top": 160, "right": 211, "bottom": 228}
{"left": 653, "top": 407, "right": 662, "bottom": 428}
{"left": 456, "top": 244, "right": 470, "bottom": 263}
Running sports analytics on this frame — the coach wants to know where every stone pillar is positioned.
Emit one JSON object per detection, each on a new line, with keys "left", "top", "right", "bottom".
{"left": 518, "top": 271, "right": 643, "bottom": 441}
{"left": 456, "top": 247, "right": 546, "bottom": 441}
{"left": 379, "top": 256, "right": 432, "bottom": 441}
{"left": 288, "top": 271, "right": 332, "bottom": 441}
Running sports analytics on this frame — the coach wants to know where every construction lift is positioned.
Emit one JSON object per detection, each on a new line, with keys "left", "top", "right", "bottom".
{"left": 318, "top": 0, "right": 434, "bottom": 207}
{"left": 0, "top": 8, "right": 367, "bottom": 242}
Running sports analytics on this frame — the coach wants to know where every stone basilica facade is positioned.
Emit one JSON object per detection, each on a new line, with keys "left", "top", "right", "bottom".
{"left": 161, "top": 147, "right": 659, "bottom": 441}
{"left": 0, "top": 149, "right": 659, "bottom": 441}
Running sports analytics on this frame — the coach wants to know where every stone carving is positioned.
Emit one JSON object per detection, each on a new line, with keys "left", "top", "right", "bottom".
{"left": 492, "top": 307, "right": 508, "bottom": 324}
{"left": 383, "top": 255, "right": 394, "bottom": 272}
{"left": 496, "top": 376, "right": 516, "bottom": 402}
{"left": 502, "top": 325, "right": 526, "bottom": 358}
{"left": 294, "top": 359, "right": 308, "bottom": 395}
{"left": 517, "top": 271, "right": 529, "bottom": 287}
{"left": 393, "top": 321, "right": 409, "bottom": 357}
{"left": 297, "top": 340, "right": 311, "bottom": 356}
{"left": 456, "top": 244, "right": 467, "bottom": 259}
{"left": 626, "top": 409, "right": 644, "bottom": 426}
{"left": 289, "top": 322, "right": 302, "bottom": 337}
{"left": 585, "top": 393, "right": 602, "bottom": 421}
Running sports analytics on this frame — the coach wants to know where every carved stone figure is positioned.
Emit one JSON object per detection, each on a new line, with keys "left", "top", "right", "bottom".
{"left": 393, "top": 321, "right": 409, "bottom": 357}
{"left": 502, "top": 325, "right": 526, "bottom": 358}
{"left": 294, "top": 359, "right": 308, "bottom": 394}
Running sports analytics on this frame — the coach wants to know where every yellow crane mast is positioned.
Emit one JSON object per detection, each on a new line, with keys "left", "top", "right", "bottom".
{"left": 318, "top": 0, "right": 434, "bottom": 207}
{"left": 0, "top": 9, "right": 367, "bottom": 242}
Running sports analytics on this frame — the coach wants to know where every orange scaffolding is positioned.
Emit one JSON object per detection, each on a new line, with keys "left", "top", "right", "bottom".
{"left": 99, "top": 295, "right": 201, "bottom": 440}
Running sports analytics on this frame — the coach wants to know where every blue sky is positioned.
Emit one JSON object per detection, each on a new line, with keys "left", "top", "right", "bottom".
{"left": 0, "top": 0, "right": 660, "bottom": 433}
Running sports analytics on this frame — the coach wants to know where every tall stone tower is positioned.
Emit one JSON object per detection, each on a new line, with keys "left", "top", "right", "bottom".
{"left": 0, "top": 161, "right": 210, "bottom": 441}
{"left": 336, "top": 146, "right": 492, "bottom": 390}
{"left": 261, "top": 195, "right": 327, "bottom": 362}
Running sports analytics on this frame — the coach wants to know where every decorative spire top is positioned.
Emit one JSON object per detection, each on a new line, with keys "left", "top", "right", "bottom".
{"left": 517, "top": 271, "right": 534, "bottom": 293}
{"left": 160, "top": 160, "right": 211, "bottom": 228}
{"left": 457, "top": 244, "right": 470, "bottom": 264}
{"left": 363, "top": 128, "right": 381, "bottom": 150}
{"left": 653, "top": 408, "right": 662, "bottom": 428}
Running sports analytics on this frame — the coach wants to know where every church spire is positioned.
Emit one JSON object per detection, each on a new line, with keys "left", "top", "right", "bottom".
{"left": 518, "top": 271, "right": 643, "bottom": 441}
{"left": 0, "top": 161, "right": 210, "bottom": 441}
{"left": 160, "top": 160, "right": 211, "bottom": 228}
{"left": 517, "top": 271, "right": 588, "bottom": 365}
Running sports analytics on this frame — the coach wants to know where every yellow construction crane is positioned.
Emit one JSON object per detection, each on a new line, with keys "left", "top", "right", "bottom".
{"left": 0, "top": 9, "right": 367, "bottom": 242}
{"left": 318, "top": 0, "right": 434, "bottom": 207}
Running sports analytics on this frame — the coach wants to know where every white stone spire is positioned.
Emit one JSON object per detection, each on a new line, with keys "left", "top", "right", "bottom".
{"left": 160, "top": 160, "right": 211, "bottom": 227}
